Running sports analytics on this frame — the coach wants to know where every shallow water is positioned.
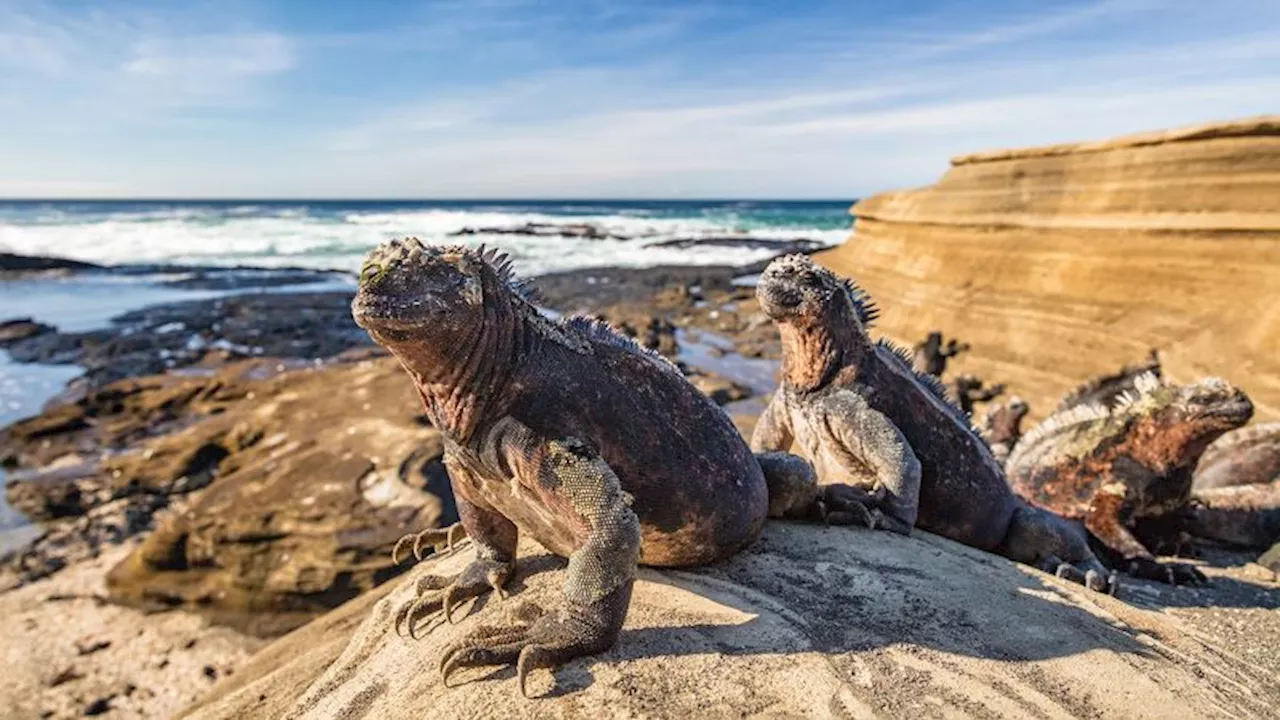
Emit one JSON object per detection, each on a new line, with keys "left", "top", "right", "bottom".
{"left": 676, "top": 328, "right": 778, "bottom": 394}
{"left": 0, "top": 272, "right": 356, "bottom": 553}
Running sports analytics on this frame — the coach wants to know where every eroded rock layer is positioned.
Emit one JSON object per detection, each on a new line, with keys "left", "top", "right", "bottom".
{"left": 819, "top": 116, "right": 1280, "bottom": 420}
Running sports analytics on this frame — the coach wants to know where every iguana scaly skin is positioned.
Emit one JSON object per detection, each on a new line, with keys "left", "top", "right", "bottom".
{"left": 980, "top": 396, "right": 1030, "bottom": 469}
{"left": 751, "top": 255, "right": 1112, "bottom": 592}
{"left": 1006, "top": 373, "right": 1253, "bottom": 585}
{"left": 351, "top": 239, "right": 858, "bottom": 697}
{"left": 1053, "top": 351, "right": 1162, "bottom": 414}
{"left": 1183, "top": 481, "right": 1280, "bottom": 549}
{"left": 1193, "top": 421, "right": 1280, "bottom": 491}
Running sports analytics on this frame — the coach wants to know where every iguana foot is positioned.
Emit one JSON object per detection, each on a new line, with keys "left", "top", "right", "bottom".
{"left": 1125, "top": 558, "right": 1208, "bottom": 586}
{"left": 392, "top": 522, "right": 468, "bottom": 564}
{"left": 1049, "top": 558, "right": 1118, "bottom": 594}
{"left": 816, "top": 485, "right": 878, "bottom": 529}
{"left": 820, "top": 485, "right": 913, "bottom": 534}
{"left": 438, "top": 584, "right": 629, "bottom": 698}
{"left": 395, "top": 556, "right": 512, "bottom": 638}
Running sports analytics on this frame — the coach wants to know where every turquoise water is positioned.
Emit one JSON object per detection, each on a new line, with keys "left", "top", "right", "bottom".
{"left": 0, "top": 199, "right": 853, "bottom": 275}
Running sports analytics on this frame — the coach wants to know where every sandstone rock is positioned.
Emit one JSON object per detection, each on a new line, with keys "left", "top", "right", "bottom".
{"left": 820, "top": 115, "right": 1280, "bottom": 422}
{"left": 177, "top": 523, "right": 1280, "bottom": 719}
{"left": 1260, "top": 542, "right": 1280, "bottom": 573}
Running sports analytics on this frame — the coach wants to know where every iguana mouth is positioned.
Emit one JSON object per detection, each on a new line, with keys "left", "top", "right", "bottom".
{"left": 350, "top": 292, "right": 442, "bottom": 330}
{"left": 756, "top": 282, "right": 803, "bottom": 317}
{"left": 1192, "top": 397, "right": 1253, "bottom": 426}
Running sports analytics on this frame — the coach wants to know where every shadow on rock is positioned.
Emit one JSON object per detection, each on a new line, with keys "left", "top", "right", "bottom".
{"left": 179, "top": 523, "right": 1280, "bottom": 720}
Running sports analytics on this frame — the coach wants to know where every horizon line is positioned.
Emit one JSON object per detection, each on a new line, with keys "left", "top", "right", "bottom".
{"left": 0, "top": 197, "right": 860, "bottom": 204}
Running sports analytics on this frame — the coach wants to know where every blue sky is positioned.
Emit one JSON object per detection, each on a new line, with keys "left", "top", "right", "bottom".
{"left": 1, "top": 0, "right": 1278, "bottom": 198}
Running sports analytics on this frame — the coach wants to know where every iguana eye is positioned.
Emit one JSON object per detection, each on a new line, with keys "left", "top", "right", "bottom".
{"left": 359, "top": 261, "right": 385, "bottom": 286}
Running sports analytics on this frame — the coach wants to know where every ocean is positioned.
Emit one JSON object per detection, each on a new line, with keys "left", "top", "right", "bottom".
{"left": 0, "top": 199, "right": 852, "bottom": 550}
{"left": 0, "top": 199, "right": 853, "bottom": 275}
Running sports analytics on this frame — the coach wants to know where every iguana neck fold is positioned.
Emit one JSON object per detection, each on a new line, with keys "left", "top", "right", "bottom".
{"left": 391, "top": 280, "right": 538, "bottom": 443}
{"left": 779, "top": 302, "right": 870, "bottom": 393}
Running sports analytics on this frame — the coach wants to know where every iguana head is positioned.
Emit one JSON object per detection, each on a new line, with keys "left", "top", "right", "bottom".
{"left": 756, "top": 255, "right": 880, "bottom": 391}
{"left": 1118, "top": 375, "right": 1253, "bottom": 467}
{"left": 352, "top": 238, "right": 490, "bottom": 346}
{"left": 756, "top": 254, "right": 877, "bottom": 332}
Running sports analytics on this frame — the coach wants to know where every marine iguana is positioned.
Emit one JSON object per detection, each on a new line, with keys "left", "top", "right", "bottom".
{"left": 351, "top": 239, "right": 862, "bottom": 697}
{"left": 980, "top": 395, "right": 1030, "bottom": 469}
{"left": 1052, "top": 350, "right": 1162, "bottom": 414}
{"left": 950, "top": 374, "right": 1005, "bottom": 415}
{"left": 1193, "top": 421, "right": 1280, "bottom": 491}
{"left": 912, "top": 331, "right": 969, "bottom": 377}
{"left": 750, "top": 254, "right": 1112, "bottom": 591}
{"left": 1006, "top": 372, "right": 1253, "bottom": 584}
{"left": 1182, "top": 481, "right": 1280, "bottom": 549}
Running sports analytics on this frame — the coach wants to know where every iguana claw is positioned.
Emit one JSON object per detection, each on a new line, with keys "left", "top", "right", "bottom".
{"left": 1126, "top": 558, "right": 1208, "bottom": 586}
{"left": 391, "top": 523, "right": 468, "bottom": 564}
{"left": 437, "top": 601, "right": 617, "bottom": 699}
{"left": 394, "top": 556, "right": 512, "bottom": 638}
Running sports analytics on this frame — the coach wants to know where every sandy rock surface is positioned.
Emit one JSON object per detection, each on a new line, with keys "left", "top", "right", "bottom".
{"left": 0, "top": 542, "right": 263, "bottom": 720}
{"left": 180, "top": 523, "right": 1279, "bottom": 720}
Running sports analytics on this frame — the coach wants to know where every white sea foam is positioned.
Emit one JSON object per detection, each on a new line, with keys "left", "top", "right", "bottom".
{"left": 0, "top": 205, "right": 848, "bottom": 276}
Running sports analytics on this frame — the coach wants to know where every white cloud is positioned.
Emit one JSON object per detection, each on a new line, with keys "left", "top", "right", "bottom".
{"left": 123, "top": 33, "right": 294, "bottom": 78}
{"left": 1, "top": 0, "right": 1279, "bottom": 197}
{"left": 0, "top": 3, "right": 293, "bottom": 110}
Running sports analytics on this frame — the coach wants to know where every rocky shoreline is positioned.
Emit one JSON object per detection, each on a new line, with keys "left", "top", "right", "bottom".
{"left": 0, "top": 257, "right": 782, "bottom": 600}
{"left": 0, "top": 255, "right": 796, "bottom": 718}
{"left": 1, "top": 236, "right": 1277, "bottom": 718}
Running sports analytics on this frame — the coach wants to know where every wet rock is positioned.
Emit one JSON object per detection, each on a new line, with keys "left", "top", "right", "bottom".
{"left": 3, "top": 357, "right": 453, "bottom": 633}
{"left": 643, "top": 236, "right": 825, "bottom": 253}
{"left": 684, "top": 369, "right": 751, "bottom": 405}
{"left": 447, "top": 222, "right": 628, "bottom": 240}
{"left": 0, "top": 252, "right": 100, "bottom": 278}
{"left": 0, "top": 318, "right": 55, "bottom": 345}
{"left": 0, "top": 291, "right": 373, "bottom": 395}
{"left": 157, "top": 268, "right": 347, "bottom": 291}
{"left": 99, "top": 358, "right": 453, "bottom": 636}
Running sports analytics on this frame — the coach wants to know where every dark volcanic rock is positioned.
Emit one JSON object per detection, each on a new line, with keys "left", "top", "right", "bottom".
{"left": 0, "top": 252, "right": 101, "bottom": 276}
{"left": 0, "top": 318, "right": 56, "bottom": 346}
{"left": 447, "top": 222, "right": 630, "bottom": 240}
{"left": 1, "top": 291, "right": 373, "bottom": 396}
{"left": 156, "top": 268, "right": 349, "bottom": 291}
{"left": 642, "top": 236, "right": 825, "bottom": 254}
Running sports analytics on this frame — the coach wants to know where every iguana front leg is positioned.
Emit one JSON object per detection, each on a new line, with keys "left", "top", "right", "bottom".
{"left": 821, "top": 391, "right": 921, "bottom": 535}
{"left": 439, "top": 436, "right": 641, "bottom": 698}
{"left": 395, "top": 490, "right": 518, "bottom": 638}
{"left": 750, "top": 395, "right": 794, "bottom": 453}
{"left": 1085, "top": 489, "right": 1206, "bottom": 586}
{"left": 752, "top": 395, "right": 879, "bottom": 527}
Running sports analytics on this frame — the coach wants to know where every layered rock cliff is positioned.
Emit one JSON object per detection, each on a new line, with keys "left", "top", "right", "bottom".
{"left": 820, "top": 116, "right": 1280, "bottom": 420}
